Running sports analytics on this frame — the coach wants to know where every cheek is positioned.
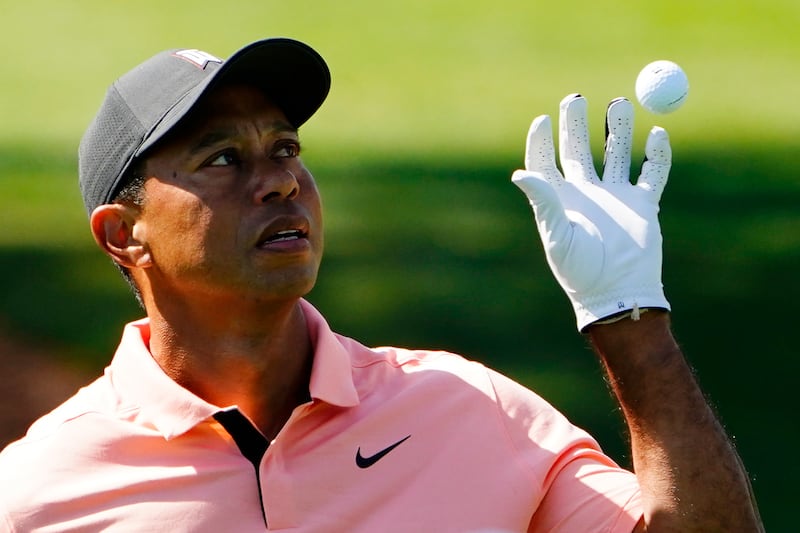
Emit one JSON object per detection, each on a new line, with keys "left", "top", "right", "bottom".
{"left": 303, "top": 184, "right": 324, "bottom": 246}
{"left": 299, "top": 172, "right": 323, "bottom": 219}
{"left": 146, "top": 195, "right": 214, "bottom": 264}
{"left": 308, "top": 186, "right": 323, "bottom": 221}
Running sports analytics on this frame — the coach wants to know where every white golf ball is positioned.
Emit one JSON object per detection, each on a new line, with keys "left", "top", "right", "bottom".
{"left": 635, "top": 60, "right": 689, "bottom": 114}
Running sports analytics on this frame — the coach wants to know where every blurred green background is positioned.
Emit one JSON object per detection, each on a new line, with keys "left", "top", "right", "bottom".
{"left": 1, "top": 0, "right": 797, "bottom": 529}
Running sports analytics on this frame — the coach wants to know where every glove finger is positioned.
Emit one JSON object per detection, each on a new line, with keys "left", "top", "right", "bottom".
{"left": 524, "top": 115, "right": 558, "bottom": 174}
{"left": 602, "top": 97, "right": 634, "bottom": 185}
{"left": 523, "top": 115, "right": 564, "bottom": 188}
{"left": 637, "top": 126, "right": 672, "bottom": 198}
{"left": 512, "top": 170, "right": 573, "bottom": 251}
{"left": 558, "top": 94, "right": 599, "bottom": 184}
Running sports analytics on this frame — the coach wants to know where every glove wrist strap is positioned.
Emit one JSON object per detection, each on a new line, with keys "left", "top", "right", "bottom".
{"left": 592, "top": 304, "right": 649, "bottom": 326}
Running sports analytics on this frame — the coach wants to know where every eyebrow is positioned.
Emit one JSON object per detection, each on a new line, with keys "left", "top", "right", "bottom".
{"left": 188, "top": 121, "right": 298, "bottom": 155}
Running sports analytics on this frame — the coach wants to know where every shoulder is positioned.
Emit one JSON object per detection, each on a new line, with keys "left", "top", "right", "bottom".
{"left": 9, "top": 374, "right": 119, "bottom": 442}
{"left": 348, "top": 341, "right": 565, "bottom": 424}
{"left": 0, "top": 375, "right": 127, "bottom": 495}
{"left": 349, "top": 342, "right": 493, "bottom": 391}
{"left": 351, "top": 342, "right": 540, "bottom": 397}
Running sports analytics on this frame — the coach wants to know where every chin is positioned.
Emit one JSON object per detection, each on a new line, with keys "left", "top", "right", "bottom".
{"left": 252, "top": 269, "right": 319, "bottom": 300}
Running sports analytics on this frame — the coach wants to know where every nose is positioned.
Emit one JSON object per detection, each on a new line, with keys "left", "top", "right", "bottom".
{"left": 254, "top": 167, "right": 300, "bottom": 204}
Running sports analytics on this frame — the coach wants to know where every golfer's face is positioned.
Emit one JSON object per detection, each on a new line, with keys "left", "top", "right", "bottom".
{"left": 135, "top": 84, "right": 324, "bottom": 303}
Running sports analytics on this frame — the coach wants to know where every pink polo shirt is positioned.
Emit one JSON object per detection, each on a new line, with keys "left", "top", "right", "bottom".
{"left": 0, "top": 300, "right": 642, "bottom": 532}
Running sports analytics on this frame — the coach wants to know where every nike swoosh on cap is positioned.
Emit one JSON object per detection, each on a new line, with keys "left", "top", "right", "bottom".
{"left": 355, "top": 435, "right": 411, "bottom": 469}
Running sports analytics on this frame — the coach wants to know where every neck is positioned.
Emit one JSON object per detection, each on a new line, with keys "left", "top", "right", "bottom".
{"left": 145, "top": 295, "right": 314, "bottom": 440}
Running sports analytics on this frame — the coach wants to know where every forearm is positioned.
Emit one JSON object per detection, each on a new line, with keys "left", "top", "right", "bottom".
{"left": 586, "top": 311, "right": 763, "bottom": 532}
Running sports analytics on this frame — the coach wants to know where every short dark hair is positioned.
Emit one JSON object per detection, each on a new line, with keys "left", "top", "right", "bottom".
{"left": 115, "top": 173, "right": 147, "bottom": 208}
{"left": 111, "top": 162, "right": 147, "bottom": 309}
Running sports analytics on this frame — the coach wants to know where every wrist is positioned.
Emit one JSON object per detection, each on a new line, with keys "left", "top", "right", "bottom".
{"left": 585, "top": 309, "right": 679, "bottom": 362}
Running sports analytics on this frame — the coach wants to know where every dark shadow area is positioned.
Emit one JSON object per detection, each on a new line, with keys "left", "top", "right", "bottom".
{"left": 1, "top": 144, "right": 796, "bottom": 530}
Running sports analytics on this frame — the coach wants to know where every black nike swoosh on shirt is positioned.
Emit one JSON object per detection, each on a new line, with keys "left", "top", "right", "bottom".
{"left": 355, "top": 435, "right": 411, "bottom": 468}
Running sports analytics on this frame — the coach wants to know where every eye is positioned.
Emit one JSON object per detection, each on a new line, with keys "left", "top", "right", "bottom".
{"left": 206, "top": 151, "right": 239, "bottom": 167}
{"left": 273, "top": 141, "right": 301, "bottom": 159}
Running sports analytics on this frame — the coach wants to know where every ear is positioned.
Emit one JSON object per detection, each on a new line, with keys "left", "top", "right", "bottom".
{"left": 90, "top": 204, "right": 151, "bottom": 269}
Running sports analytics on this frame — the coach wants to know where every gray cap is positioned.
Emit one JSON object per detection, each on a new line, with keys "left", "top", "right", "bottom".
{"left": 78, "top": 37, "right": 330, "bottom": 215}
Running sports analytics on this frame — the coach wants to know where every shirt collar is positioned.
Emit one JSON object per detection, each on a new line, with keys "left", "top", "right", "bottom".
{"left": 300, "top": 299, "right": 360, "bottom": 408}
{"left": 109, "top": 299, "right": 359, "bottom": 440}
{"left": 108, "top": 319, "right": 222, "bottom": 440}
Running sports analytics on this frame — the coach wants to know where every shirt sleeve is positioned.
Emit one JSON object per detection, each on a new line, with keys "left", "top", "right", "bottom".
{"left": 486, "top": 367, "right": 644, "bottom": 532}
{"left": 526, "top": 454, "right": 643, "bottom": 532}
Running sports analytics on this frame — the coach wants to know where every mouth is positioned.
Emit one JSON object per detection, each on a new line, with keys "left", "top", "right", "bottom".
{"left": 256, "top": 217, "right": 311, "bottom": 250}
{"left": 261, "top": 229, "right": 308, "bottom": 245}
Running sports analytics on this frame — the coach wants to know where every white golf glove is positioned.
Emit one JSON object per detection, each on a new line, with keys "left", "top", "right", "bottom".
{"left": 512, "top": 94, "right": 672, "bottom": 331}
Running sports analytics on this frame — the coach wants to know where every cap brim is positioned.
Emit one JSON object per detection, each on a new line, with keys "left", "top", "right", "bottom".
{"left": 136, "top": 37, "right": 330, "bottom": 158}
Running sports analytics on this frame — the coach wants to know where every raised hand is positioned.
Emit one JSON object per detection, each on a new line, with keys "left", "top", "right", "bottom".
{"left": 512, "top": 94, "right": 671, "bottom": 331}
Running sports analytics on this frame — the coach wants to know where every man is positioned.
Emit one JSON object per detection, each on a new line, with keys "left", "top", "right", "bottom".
{"left": 0, "top": 38, "right": 762, "bottom": 532}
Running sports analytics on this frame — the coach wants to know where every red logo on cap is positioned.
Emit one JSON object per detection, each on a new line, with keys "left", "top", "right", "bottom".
{"left": 172, "top": 49, "right": 223, "bottom": 69}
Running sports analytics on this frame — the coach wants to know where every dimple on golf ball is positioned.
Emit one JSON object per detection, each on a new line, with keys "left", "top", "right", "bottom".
{"left": 635, "top": 60, "right": 689, "bottom": 114}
